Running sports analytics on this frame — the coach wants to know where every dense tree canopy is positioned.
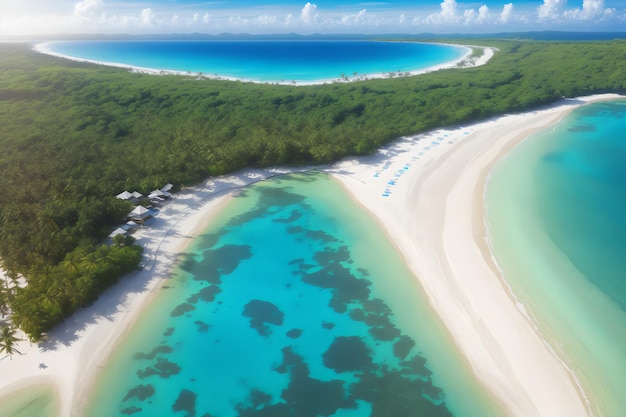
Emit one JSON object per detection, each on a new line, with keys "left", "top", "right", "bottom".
{"left": 0, "top": 39, "right": 624, "bottom": 339}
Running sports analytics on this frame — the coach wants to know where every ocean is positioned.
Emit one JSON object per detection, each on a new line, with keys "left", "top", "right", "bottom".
{"left": 82, "top": 173, "right": 502, "bottom": 417}
{"left": 486, "top": 99, "right": 626, "bottom": 416}
{"left": 41, "top": 40, "right": 467, "bottom": 83}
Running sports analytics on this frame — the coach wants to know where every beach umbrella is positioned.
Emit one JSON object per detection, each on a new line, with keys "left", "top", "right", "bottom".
{"left": 116, "top": 191, "right": 133, "bottom": 200}
{"left": 129, "top": 205, "right": 151, "bottom": 219}
{"left": 149, "top": 189, "right": 165, "bottom": 199}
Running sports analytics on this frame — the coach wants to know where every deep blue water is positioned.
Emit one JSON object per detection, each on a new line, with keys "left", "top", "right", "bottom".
{"left": 43, "top": 40, "right": 466, "bottom": 82}
{"left": 84, "top": 173, "right": 501, "bottom": 417}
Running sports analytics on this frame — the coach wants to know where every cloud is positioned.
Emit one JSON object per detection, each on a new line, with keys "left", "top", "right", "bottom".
{"left": 428, "top": 0, "right": 495, "bottom": 25}
{"left": 3, "top": 0, "right": 626, "bottom": 36}
{"left": 140, "top": 8, "right": 154, "bottom": 25}
{"left": 537, "top": 0, "right": 567, "bottom": 20}
{"left": 73, "top": 0, "right": 104, "bottom": 20}
{"left": 500, "top": 3, "right": 514, "bottom": 23}
{"left": 426, "top": 0, "right": 460, "bottom": 24}
{"left": 342, "top": 9, "right": 370, "bottom": 25}
{"left": 564, "top": 0, "right": 615, "bottom": 20}
{"left": 477, "top": 5, "right": 489, "bottom": 23}
{"left": 301, "top": 2, "right": 318, "bottom": 25}
{"left": 257, "top": 15, "right": 278, "bottom": 25}
{"left": 439, "top": 0, "right": 459, "bottom": 23}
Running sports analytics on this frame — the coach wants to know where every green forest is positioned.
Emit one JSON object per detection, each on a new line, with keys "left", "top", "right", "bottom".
{"left": 0, "top": 39, "right": 625, "bottom": 340}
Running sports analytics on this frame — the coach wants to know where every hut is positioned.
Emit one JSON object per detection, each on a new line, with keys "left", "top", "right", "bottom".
{"left": 128, "top": 205, "right": 153, "bottom": 224}
{"left": 116, "top": 191, "right": 133, "bottom": 201}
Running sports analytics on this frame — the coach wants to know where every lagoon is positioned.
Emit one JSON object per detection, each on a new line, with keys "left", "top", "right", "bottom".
{"left": 40, "top": 40, "right": 468, "bottom": 83}
{"left": 83, "top": 173, "right": 501, "bottom": 417}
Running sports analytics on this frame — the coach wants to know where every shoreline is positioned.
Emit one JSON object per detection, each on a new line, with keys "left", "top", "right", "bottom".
{"left": 0, "top": 93, "right": 621, "bottom": 416}
{"left": 0, "top": 167, "right": 309, "bottom": 416}
{"left": 329, "top": 93, "right": 622, "bottom": 417}
{"left": 32, "top": 41, "right": 492, "bottom": 86}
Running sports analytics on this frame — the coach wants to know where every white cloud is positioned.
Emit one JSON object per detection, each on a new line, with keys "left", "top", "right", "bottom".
{"left": 537, "top": 0, "right": 567, "bottom": 20}
{"left": 301, "top": 2, "right": 318, "bottom": 25}
{"left": 140, "top": 8, "right": 154, "bottom": 26}
{"left": 356, "top": 9, "right": 367, "bottom": 24}
{"left": 500, "top": 3, "right": 514, "bottom": 23}
{"left": 565, "top": 0, "right": 615, "bottom": 20}
{"left": 427, "top": 0, "right": 461, "bottom": 24}
{"left": 73, "top": 0, "right": 104, "bottom": 20}
{"left": 2, "top": 0, "right": 626, "bottom": 36}
{"left": 342, "top": 9, "right": 370, "bottom": 25}
{"left": 477, "top": 5, "right": 489, "bottom": 23}
{"left": 440, "top": 0, "right": 458, "bottom": 22}
{"left": 257, "top": 15, "right": 278, "bottom": 25}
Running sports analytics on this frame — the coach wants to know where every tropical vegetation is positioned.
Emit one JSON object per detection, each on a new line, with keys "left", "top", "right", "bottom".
{"left": 0, "top": 323, "right": 23, "bottom": 359}
{"left": 0, "top": 39, "right": 624, "bottom": 340}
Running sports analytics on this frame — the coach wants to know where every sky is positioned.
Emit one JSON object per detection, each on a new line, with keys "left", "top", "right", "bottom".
{"left": 0, "top": 0, "right": 624, "bottom": 36}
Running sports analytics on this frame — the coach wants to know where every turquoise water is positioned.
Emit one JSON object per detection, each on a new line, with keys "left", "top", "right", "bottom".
{"left": 486, "top": 99, "right": 626, "bottom": 416}
{"left": 43, "top": 40, "right": 466, "bottom": 83}
{"left": 84, "top": 173, "right": 502, "bottom": 417}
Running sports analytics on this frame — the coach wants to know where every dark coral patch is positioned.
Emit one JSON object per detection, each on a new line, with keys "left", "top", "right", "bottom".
{"left": 172, "top": 389, "right": 197, "bottom": 417}
{"left": 248, "top": 389, "right": 272, "bottom": 408}
{"left": 273, "top": 209, "right": 303, "bottom": 224}
{"left": 187, "top": 285, "right": 222, "bottom": 304}
{"left": 351, "top": 367, "right": 452, "bottom": 417}
{"left": 400, "top": 356, "right": 432, "bottom": 378}
{"left": 239, "top": 347, "right": 353, "bottom": 417}
{"left": 362, "top": 298, "right": 390, "bottom": 315}
{"left": 137, "top": 358, "right": 181, "bottom": 379}
{"left": 286, "top": 328, "right": 303, "bottom": 339}
{"left": 349, "top": 308, "right": 367, "bottom": 322}
{"left": 314, "top": 245, "right": 351, "bottom": 266}
{"left": 133, "top": 345, "right": 173, "bottom": 360}
{"left": 193, "top": 244, "right": 253, "bottom": 284}
{"left": 171, "top": 303, "right": 196, "bottom": 317}
{"left": 163, "top": 327, "right": 175, "bottom": 337}
{"left": 322, "top": 336, "right": 374, "bottom": 373}
{"left": 195, "top": 320, "right": 211, "bottom": 332}
{"left": 120, "top": 406, "right": 142, "bottom": 415}
{"left": 305, "top": 229, "right": 339, "bottom": 243}
{"left": 242, "top": 300, "right": 284, "bottom": 336}
{"left": 393, "top": 336, "right": 416, "bottom": 360}
{"left": 195, "top": 230, "right": 227, "bottom": 250}
{"left": 122, "top": 384, "right": 155, "bottom": 402}
{"left": 301, "top": 263, "right": 371, "bottom": 313}
{"left": 321, "top": 321, "right": 335, "bottom": 330}
{"left": 369, "top": 325, "right": 401, "bottom": 341}
{"left": 228, "top": 187, "right": 307, "bottom": 226}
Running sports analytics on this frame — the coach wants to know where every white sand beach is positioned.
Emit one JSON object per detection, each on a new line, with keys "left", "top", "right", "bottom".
{"left": 0, "top": 93, "right": 621, "bottom": 416}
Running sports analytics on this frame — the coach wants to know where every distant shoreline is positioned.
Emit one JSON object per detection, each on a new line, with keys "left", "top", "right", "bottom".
{"left": 32, "top": 40, "right": 493, "bottom": 86}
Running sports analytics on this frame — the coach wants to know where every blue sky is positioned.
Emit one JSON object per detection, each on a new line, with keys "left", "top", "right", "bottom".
{"left": 1, "top": 0, "right": 624, "bottom": 35}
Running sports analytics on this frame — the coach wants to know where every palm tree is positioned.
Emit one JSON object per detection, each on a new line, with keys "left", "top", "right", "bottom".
{"left": 0, "top": 324, "right": 23, "bottom": 359}
{"left": 0, "top": 287, "right": 8, "bottom": 318}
